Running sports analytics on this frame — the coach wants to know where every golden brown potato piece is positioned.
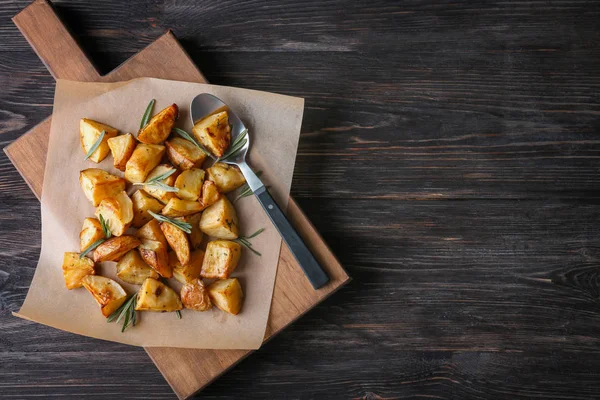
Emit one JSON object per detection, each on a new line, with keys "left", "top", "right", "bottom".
{"left": 207, "top": 278, "right": 243, "bottom": 315}
{"left": 174, "top": 168, "right": 205, "bottom": 201}
{"left": 160, "top": 222, "right": 191, "bottom": 265}
{"left": 143, "top": 164, "right": 178, "bottom": 204}
{"left": 181, "top": 279, "right": 212, "bottom": 311}
{"left": 138, "top": 239, "right": 171, "bottom": 278}
{"left": 199, "top": 197, "right": 239, "bottom": 239}
{"left": 135, "top": 219, "right": 167, "bottom": 248}
{"left": 201, "top": 240, "right": 242, "bottom": 279}
{"left": 62, "top": 252, "right": 95, "bottom": 290}
{"left": 95, "top": 191, "right": 133, "bottom": 237}
{"left": 161, "top": 198, "right": 204, "bottom": 217}
{"left": 80, "top": 118, "right": 118, "bottom": 163}
{"left": 201, "top": 180, "right": 221, "bottom": 208}
{"left": 131, "top": 189, "right": 164, "bottom": 228}
{"left": 137, "top": 104, "right": 178, "bottom": 144}
{"left": 165, "top": 137, "right": 207, "bottom": 170}
{"left": 135, "top": 278, "right": 182, "bottom": 312}
{"left": 170, "top": 249, "right": 204, "bottom": 284}
{"left": 107, "top": 133, "right": 136, "bottom": 171}
{"left": 80, "top": 218, "right": 105, "bottom": 252}
{"left": 93, "top": 235, "right": 141, "bottom": 262}
{"left": 81, "top": 275, "right": 128, "bottom": 317}
{"left": 80, "top": 168, "right": 126, "bottom": 207}
{"left": 124, "top": 143, "right": 165, "bottom": 183}
{"left": 206, "top": 163, "right": 246, "bottom": 193}
{"left": 116, "top": 250, "right": 160, "bottom": 285}
{"left": 183, "top": 213, "right": 204, "bottom": 249}
{"left": 192, "top": 111, "right": 231, "bottom": 157}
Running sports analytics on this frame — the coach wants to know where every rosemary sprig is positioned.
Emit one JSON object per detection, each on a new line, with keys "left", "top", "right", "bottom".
{"left": 80, "top": 214, "right": 112, "bottom": 258}
{"left": 234, "top": 228, "right": 265, "bottom": 256}
{"left": 172, "top": 128, "right": 213, "bottom": 158}
{"left": 84, "top": 130, "right": 105, "bottom": 160}
{"left": 233, "top": 171, "right": 263, "bottom": 203}
{"left": 214, "top": 128, "right": 248, "bottom": 164}
{"left": 148, "top": 211, "right": 192, "bottom": 234}
{"left": 176, "top": 310, "right": 182, "bottom": 319}
{"left": 140, "top": 99, "right": 155, "bottom": 129}
{"left": 108, "top": 293, "right": 138, "bottom": 332}
{"left": 133, "top": 169, "right": 179, "bottom": 192}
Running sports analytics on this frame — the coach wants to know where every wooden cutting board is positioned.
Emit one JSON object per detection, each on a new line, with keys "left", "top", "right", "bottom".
{"left": 4, "top": 1, "right": 349, "bottom": 398}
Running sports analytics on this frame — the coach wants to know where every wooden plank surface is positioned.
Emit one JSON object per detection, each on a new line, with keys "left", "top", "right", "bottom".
{"left": 2, "top": 0, "right": 600, "bottom": 399}
{"left": 2, "top": 1, "right": 348, "bottom": 399}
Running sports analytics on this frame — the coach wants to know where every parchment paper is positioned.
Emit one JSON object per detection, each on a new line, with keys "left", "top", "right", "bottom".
{"left": 14, "top": 78, "right": 304, "bottom": 349}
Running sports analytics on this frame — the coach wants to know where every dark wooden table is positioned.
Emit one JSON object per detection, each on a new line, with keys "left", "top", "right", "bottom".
{"left": 2, "top": 1, "right": 600, "bottom": 398}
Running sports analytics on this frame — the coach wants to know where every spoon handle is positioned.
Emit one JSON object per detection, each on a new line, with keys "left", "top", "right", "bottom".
{"left": 254, "top": 186, "right": 330, "bottom": 289}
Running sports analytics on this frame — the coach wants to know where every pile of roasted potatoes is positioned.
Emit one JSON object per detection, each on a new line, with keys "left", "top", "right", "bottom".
{"left": 63, "top": 102, "right": 255, "bottom": 329}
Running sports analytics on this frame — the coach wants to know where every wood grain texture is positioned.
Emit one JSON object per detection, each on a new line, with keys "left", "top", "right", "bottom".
{"left": 2, "top": 0, "right": 600, "bottom": 399}
{"left": 3, "top": 1, "right": 348, "bottom": 399}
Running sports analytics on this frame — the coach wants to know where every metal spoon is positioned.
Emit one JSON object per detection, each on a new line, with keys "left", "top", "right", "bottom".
{"left": 190, "top": 93, "right": 329, "bottom": 289}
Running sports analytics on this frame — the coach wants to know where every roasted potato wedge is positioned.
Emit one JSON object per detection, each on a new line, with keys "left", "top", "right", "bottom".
{"left": 181, "top": 279, "right": 212, "bottom": 311}
{"left": 206, "top": 163, "right": 246, "bottom": 193}
{"left": 170, "top": 249, "right": 204, "bottom": 284}
{"left": 81, "top": 275, "right": 128, "bottom": 317}
{"left": 199, "top": 197, "right": 239, "bottom": 239}
{"left": 201, "top": 180, "right": 221, "bottom": 208}
{"left": 162, "top": 198, "right": 204, "bottom": 217}
{"left": 135, "top": 219, "right": 167, "bottom": 248}
{"left": 201, "top": 240, "right": 242, "bottom": 279}
{"left": 135, "top": 278, "right": 182, "bottom": 312}
{"left": 165, "top": 137, "right": 207, "bottom": 170}
{"left": 207, "top": 278, "right": 243, "bottom": 315}
{"left": 192, "top": 111, "right": 231, "bottom": 157}
{"left": 80, "top": 118, "right": 118, "bottom": 163}
{"left": 116, "top": 250, "right": 160, "bottom": 285}
{"left": 107, "top": 133, "right": 136, "bottom": 171}
{"left": 93, "top": 235, "right": 141, "bottom": 262}
{"left": 80, "top": 217, "right": 105, "bottom": 252}
{"left": 161, "top": 221, "right": 191, "bottom": 265}
{"left": 174, "top": 168, "right": 205, "bottom": 201}
{"left": 80, "top": 168, "right": 126, "bottom": 207}
{"left": 62, "top": 252, "right": 95, "bottom": 289}
{"left": 138, "top": 239, "right": 171, "bottom": 278}
{"left": 143, "top": 164, "right": 178, "bottom": 204}
{"left": 131, "top": 189, "right": 164, "bottom": 228}
{"left": 125, "top": 143, "right": 165, "bottom": 183}
{"left": 183, "top": 213, "right": 204, "bottom": 249}
{"left": 137, "top": 104, "right": 178, "bottom": 144}
{"left": 95, "top": 191, "right": 133, "bottom": 237}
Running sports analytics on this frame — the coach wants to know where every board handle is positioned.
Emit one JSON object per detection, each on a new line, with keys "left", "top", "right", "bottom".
{"left": 13, "top": 0, "right": 100, "bottom": 81}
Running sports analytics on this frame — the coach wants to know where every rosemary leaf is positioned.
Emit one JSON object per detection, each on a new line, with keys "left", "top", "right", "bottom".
{"left": 146, "top": 168, "right": 177, "bottom": 183}
{"left": 143, "top": 181, "right": 179, "bottom": 193}
{"left": 172, "top": 128, "right": 213, "bottom": 157}
{"left": 176, "top": 310, "right": 182, "bottom": 319}
{"left": 148, "top": 211, "right": 192, "bottom": 234}
{"left": 84, "top": 130, "right": 105, "bottom": 160}
{"left": 233, "top": 228, "right": 265, "bottom": 256}
{"left": 233, "top": 171, "right": 265, "bottom": 203}
{"left": 79, "top": 238, "right": 105, "bottom": 259}
{"left": 245, "top": 228, "right": 265, "bottom": 239}
{"left": 235, "top": 239, "right": 262, "bottom": 256}
{"left": 140, "top": 99, "right": 155, "bottom": 129}
{"left": 132, "top": 169, "right": 179, "bottom": 192}
{"left": 233, "top": 186, "right": 253, "bottom": 203}
{"left": 98, "top": 214, "right": 111, "bottom": 239}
